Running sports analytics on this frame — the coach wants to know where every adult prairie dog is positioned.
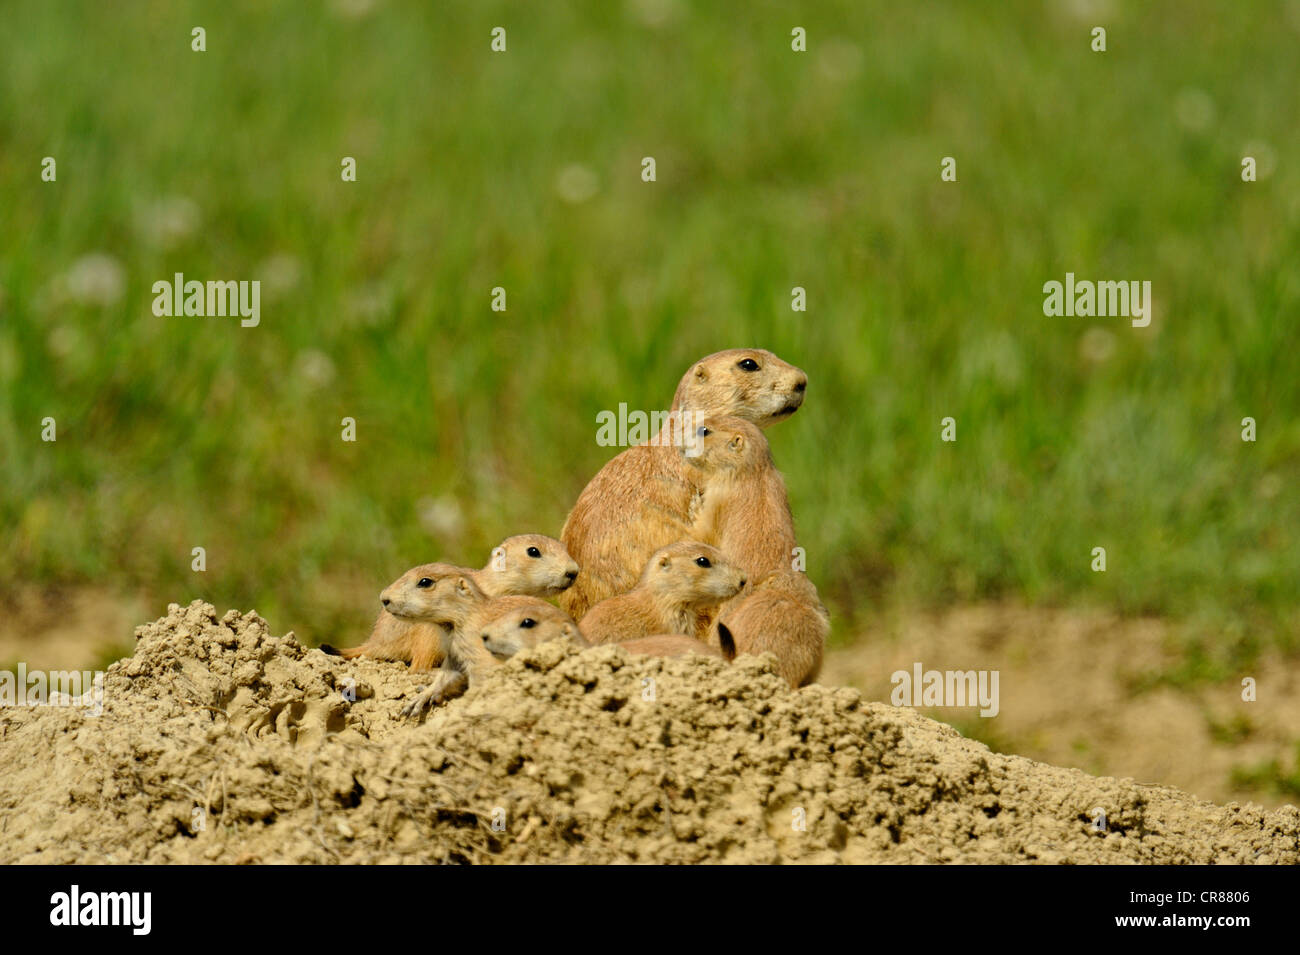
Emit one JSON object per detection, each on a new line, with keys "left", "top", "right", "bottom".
{"left": 580, "top": 541, "right": 746, "bottom": 645}
{"left": 710, "top": 569, "right": 828, "bottom": 688}
{"left": 684, "top": 415, "right": 797, "bottom": 580}
{"left": 480, "top": 605, "right": 731, "bottom": 662}
{"left": 322, "top": 534, "right": 578, "bottom": 670}
{"left": 560, "top": 348, "right": 807, "bottom": 620}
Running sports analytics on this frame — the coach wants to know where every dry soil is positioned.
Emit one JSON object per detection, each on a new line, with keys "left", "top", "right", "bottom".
{"left": 0, "top": 601, "right": 1295, "bottom": 864}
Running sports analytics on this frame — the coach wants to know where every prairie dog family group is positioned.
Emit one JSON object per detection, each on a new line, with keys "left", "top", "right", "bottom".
{"left": 324, "top": 534, "right": 578, "bottom": 671}
{"left": 559, "top": 349, "right": 808, "bottom": 616}
{"left": 323, "top": 348, "right": 828, "bottom": 713}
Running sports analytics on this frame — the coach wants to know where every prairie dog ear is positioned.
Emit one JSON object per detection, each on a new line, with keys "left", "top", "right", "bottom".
{"left": 694, "top": 363, "right": 708, "bottom": 383}
{"left": 561, "top": 623, "right": 578, "bottom": 641}
{"left": 455, "top": 576, "right": 474, "bottom": 596}
{"left": 729, "top": 433, "right": 745, "bottom": 452}
{"left": 658, "top": 554, "right": 672, "bottom": 569}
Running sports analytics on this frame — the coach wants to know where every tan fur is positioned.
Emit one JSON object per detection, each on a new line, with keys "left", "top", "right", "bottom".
{"left": 560, "top": 349, "right": 806, "bottom": 620}
{"left": 336, "top": 612, "right": 446, "bottom": 670}
{"left": 455, "top": 596, "right": 577, "bottom": 673}
{"left": 379, "top": 563, "right": 487, "bottom": 657}
{"left": 480, "top": 601, "right": 585, "bottom": 657}
{"left": 478, "top": 604, "right": 729, "bottom": 663}
{"left": 685, "top": 415, "right": 797, "bottom": 579}
{"left": 709, "top": 569, "right": 828, "bottom": 688}
{"left": 385, "top": 587, "right": 581, "bottom": 715}
{"left": 615, "top": 634, "right": 730, "bottom": 660}
{"left": 330, "top": 535, "right": 578, "bottom": 671}
{"left": 473, "top": 534, "right": 579, "bottom": 598}
{"left": 330, "top": 562, "right": 477, "bottom": 670}
{"left": 580, "top": 541, "right": 746, "bottom": 645}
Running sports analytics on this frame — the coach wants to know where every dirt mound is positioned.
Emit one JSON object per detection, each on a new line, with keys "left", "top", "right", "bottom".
{"left": 1, "top": 601, "right": 1295, "bottom": 864}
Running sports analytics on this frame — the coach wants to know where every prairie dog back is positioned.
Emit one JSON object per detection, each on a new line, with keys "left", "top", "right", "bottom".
{"left": 477, "top": 609, "right": 730, "bottom": 663}
{"left": 711, "top": 569, "right": 828, "bottom": 687}
{"left": 476, "top": 605, "right": 730, "bottom": 663}
{"left": 617, "top": 634, "right": 731, "bottom": 660}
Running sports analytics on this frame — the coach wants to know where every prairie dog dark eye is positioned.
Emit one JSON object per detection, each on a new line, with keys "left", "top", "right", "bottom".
{"left": 417, "top": 578, "right": 434, "bottom": 589}
{"left": 736, "top": 358, "right": 760, "bottom": 372}
{"left": 519, "top": 618, "right": 537, "bottom": 629}
{"left": 695, "top": 556, "right": 712, "bottom": 568}
{"left": 526, "top": 546, "right": 542, "bottom": 558}
{"left": 696, "top": 426, "right": 711, "bottom": 437}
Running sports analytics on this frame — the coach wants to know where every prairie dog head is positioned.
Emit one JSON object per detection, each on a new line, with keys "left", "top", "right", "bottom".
{"left": 478, "top": 597, "right": 584, "bottom": 657}
{"left": 683, "top": 415, "right": 772, "bottom": 475}
{"left": 670, "top": 349, "right": 807, "bottom": 428}
{"left": 641, "top": 541, "right": 747, "bottom": 606}
{"left": 381, "top": 563, "right": 484, "bottom": 623}
{"left": 483, "top": 534, "right": 580, "bottom": 598}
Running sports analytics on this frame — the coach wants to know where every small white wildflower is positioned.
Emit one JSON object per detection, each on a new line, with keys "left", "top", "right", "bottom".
{"left": 61, "top": 253, "right": 125, "bottom": 306}
{"left": 259, "top": 253, "right": 302, "bottom": 297}
{"left": 555, "top": 164, "right": 600, "bottom": 204}
{"left": 1079, "top": 327, "right": 1117, "bottom": 365}
{"left": 417, "top": 495, "right": 464, "bottom": 539}
{"left": 293, "top": 349, "right": 336, "bottom": 389}
{"left": 135, "top": 196, "right": 201, "bottom": 248}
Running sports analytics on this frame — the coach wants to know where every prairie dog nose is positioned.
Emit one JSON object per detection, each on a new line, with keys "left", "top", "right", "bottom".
{"left": 792, "top": 375, "right": 807, "bottom": 394}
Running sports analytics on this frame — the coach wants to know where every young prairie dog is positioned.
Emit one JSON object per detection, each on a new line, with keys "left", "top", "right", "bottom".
{"left": 684, "top": 415, "right": 797, "bottom": 580}
{"left": 476, "top": 534, "right": 580, "bottom": 598}
{"left": 322, "top": 534, "right": 579, "bottom": 670}
{"left": 393, "top": 594, "right": 694, "bottom": 714}
{"left": 709, "top": 569, "right": 828, "bottom": 688}
{"left": 376, "top": 567, "right": 508, "bottom": 716}
{"left": 560, "top": 349, "right": 806, "bottom": 620}
{"left": 479, "top": 600, "right": 585, "bottom": 656}
{"left": 479, "top": 605, "right": 732, "bottom": 662}
{"left": 380, "top": 562, "right": 488, "bottom": 668}
{"left": 319, "top": 562, "right": 476, "bottom": 669}
{"left": 580, "top": 541, "right": 746, "bottom": 645}
{"left": 439, "top": 596, "right": 582, "bottom": 702}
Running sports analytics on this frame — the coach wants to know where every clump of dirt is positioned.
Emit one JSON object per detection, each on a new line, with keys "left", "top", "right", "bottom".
{"left": 1, "top": 601, "right": 1295, "bottom": 863}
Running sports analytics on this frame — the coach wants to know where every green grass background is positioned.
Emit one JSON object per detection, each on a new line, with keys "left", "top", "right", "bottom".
{"left": 1, "top": 0, "right": 1296, "bottom": 677}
